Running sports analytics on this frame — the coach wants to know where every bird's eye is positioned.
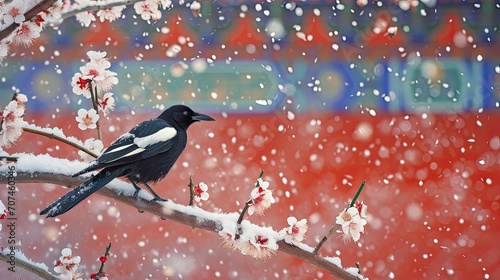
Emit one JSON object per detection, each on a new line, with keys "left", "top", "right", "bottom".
{"left": 183, "top": 111, "right": 188, "bottom": 116}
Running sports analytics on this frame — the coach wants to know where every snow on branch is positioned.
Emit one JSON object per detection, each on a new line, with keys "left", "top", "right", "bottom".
{"left": 0, "top": 248, "right": 59, "bottom": 280}
{"left": 0, "top": 153, "right": 364, "bottom": 280}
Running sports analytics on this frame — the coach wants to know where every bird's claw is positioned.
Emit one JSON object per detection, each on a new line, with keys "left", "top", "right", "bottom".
{"left": 151, "top": 196, "right": 168, "bottom": 202}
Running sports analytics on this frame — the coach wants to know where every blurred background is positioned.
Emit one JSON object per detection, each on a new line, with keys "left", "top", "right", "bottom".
{"left": 0, "top": 0, "right": 499, "bottom": 279}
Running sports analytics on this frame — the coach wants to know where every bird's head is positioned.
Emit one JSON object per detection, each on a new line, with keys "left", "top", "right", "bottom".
{"left": 160, "top": 105, "right": 215, "bottom": 129}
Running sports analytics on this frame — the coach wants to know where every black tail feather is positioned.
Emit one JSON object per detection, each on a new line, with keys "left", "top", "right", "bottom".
{"left": 41, "top": 168, "right": 122, "bottom": 218}
{"left": 72, "top": 162, "right": 100, "bottom": 177}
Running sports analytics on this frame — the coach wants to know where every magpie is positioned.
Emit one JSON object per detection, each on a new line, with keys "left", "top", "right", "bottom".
{"left": 40, "top": 104, "right": 214, "bottom": 218}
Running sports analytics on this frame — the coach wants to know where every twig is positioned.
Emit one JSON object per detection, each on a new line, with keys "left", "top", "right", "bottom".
{"left": 188, "top": 176, "right": 194, "bottom": 206}
{"left": 89, "top": 84, "right": 102, "bottom": 141}
{"left": 96, "top": 243, "right": 111, "bottom": 276}
{"left": 0, "top": 0, "right": 58, "bottom": 41}
{"left": 235, "top": 170, "right": 264, "bottom": 239}
{"left": 0, "top": 250, "right": 59, "bottom": 280}
{"left": 22, "top": 126, "right": 98, "bottom": 158}
{"left": 0, "top": 163, "right": 364, "bottom": 280}
{"left": 0, "top": 156, "right": 18, "bottom": 162}
{"left": 313, "top": 224, "right": 340, "bottom": 255}
{"left": 313, "top": 181, "right": 367, "bottom": 254}
{"left": 59, "top": 0, "right": 142, "bottom": 22}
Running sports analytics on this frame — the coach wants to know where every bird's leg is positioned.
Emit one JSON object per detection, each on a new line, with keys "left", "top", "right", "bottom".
{"left": 130, "top": 181, "right": 142, "bottom": 198}
{"left": 142, "top": 182, "right": 168, "bottom": 202}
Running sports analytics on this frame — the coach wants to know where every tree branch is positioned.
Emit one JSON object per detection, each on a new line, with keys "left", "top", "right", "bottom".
{"left": 0, "top": 249, "right": 59, "bottom": 280}
{"left": 0, "top": 0, "right": 58, "bottom": 42}
{"left": 0, "top": 159, "right": 363, "bottom": 280}
{"left": 22, "top": 125, "right": 98, "bottom": 158}
{"left": 60, "top": 0, "right": 142, "bottom": 21}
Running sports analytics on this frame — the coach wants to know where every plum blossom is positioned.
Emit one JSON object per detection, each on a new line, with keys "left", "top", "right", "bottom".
{"left": 159, "top": 0, "right": 173, "bottom": 9}
{"left": 193, "top": 182, "right": 209, "bottom": 202}
{"left": 0, "top": 200, "right": 7, "bottom": 219}
{"left": 356, "top": 201, "right": 368, "bottom": 219}
{"left": 97, "top": 92, "right": 115, "bottom": 116}
{"left": 72, "top": 51, "right": 118, "bottom": 97}
{"left": 90, "top": 272, "right": 108, "bottom": 280}
{"left": 78, "top": 138, "right": 103, "bottom": 161}
{"left": 71, "top": 73, "right": 92, "bottom": 98}
{"left": 54, "top": 248, "right": 82, "bottom": 280}
{"left": 75, "top": 11, "right": 96, "bottom": 27}
{"left": 238, "top": 235, "right": 276, "bottom": 260}
{"left": 219, "top": 227, "right": 239, "bottom": 250}
{"left": 247, "top": 178, "right": 275, "bottom": 216}
{"left": 0, "top": 94, "right": 28, "bottom": 148}
{"left": 75, "top": 108, "right": 99, "bottom": 130}
{"left": 1, "top": 2, "right": 26, "bottom": 25}
{"left": 134, "top": 0, "right": 162, "bottom": 21}
{"left": 13, "top": 21, "right": 41, "bottom": 47}
{"left": 336, "top": 206, "right": 367, "bottom": 242}
{"left": 280, "top": 216, "right": 308, "bottom": 245}
{"left": 96, "top": 5, "right": 126, "bottom": 22}
{"left": 0, "top": 39, "right": 10, "bottom": 59}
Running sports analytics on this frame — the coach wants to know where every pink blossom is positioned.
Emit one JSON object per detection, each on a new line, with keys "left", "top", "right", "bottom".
{"left": 280, "top": 216, "right": 308, "bottom": 245}
{"left": 336, "top": 207, "right": 367, "bottom": 242}
{"left": 356, "top": 201, "right": 368, "bottom": 219}
{"left": 71, "top": 73, "right": 92, "bottom": 98}
{"left": 96, "top": 5, "right": 126, "bottom": 22}
{"left": 238, "top": 235, "right": 276, "bottom": 260}
{"left": 76, "top": 51, "right": 118, "bottom": 94}
{"left": 159, "top": 0, "right": 173, "bottom": 9}
{"left": 54, "top": 248, "right": 82, "bottom": 280}
{"left": 75, "top": 11, "right": 96, "bottom": 27}
{"left": 0, "top": 39, "right": 10, "bottom": 59}
{"left": 96, "top": 69, "right": 118, "bottom": 94}
{"left": 13, "top": 21, "right": 41, "bottom": 47}
{"left": 75, "top": 108, "right": 99, "bottom": 130}
{"left": 0, "top": 96, "right": 27, "bottom": 148}
{"left": 193, "top": 182, "right": 209, "bottom": 202}
{"left": 134, "top": 0, "right": 162, "bottom": 21}
{"left": 97, "top": 92, "right": 115, "bottom": 116}
{"left": 0, "top": 200, "right": 8, "bottom": 219}
{"left": 78, "top": 138, "right": 103, "bottom": 161}
{"left": 247, "top": 178, "right": 275, "bottom": 216}
{"left": 1, "top": 2, "right": 26, "bottom": 25}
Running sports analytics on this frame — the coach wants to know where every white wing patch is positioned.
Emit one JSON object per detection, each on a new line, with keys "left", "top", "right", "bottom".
{"left": 133, "top": 127, "right": 177, "bottom": 148}
{"left": 105, "top": 143, "right": 134, "bottom": 154}
{"left": 109, "top": 147, "right": 146, "bottom": 162}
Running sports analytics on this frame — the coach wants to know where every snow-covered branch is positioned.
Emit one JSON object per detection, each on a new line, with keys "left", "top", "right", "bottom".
{"left": 0, "top": 248, "right": 59, "bottom": 280}
{"left": 23, "top": 124, "right": 99, "bottom": 158}
{"left": 60, "top": 0, "right": 141, "bottom": 21}
{"left": 0, "top": 0, "right": 58, "bottom": 41}
{"left": 0, "top": 153, "right": 364, "bottom": 280}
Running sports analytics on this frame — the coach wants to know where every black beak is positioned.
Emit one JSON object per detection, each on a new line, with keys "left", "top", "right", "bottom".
{"left": 192, "top": 112, "right": 215, "bottom": 122}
